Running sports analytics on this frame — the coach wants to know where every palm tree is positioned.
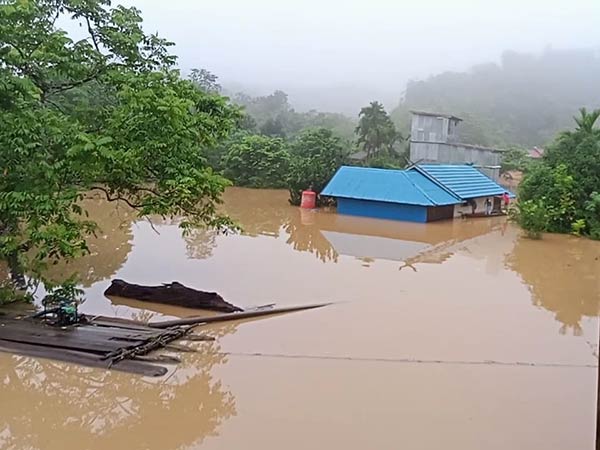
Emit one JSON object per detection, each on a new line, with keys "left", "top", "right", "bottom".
{"left": 573, "top": 107, "right": 600, "bottom": 133}
{"left": 355, "top": 101, "right": 401, "bottom": 159}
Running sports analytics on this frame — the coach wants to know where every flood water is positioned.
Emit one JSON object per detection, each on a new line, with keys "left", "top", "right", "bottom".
{"left": 1, "top": 187, "right": 599, "bottom": 450}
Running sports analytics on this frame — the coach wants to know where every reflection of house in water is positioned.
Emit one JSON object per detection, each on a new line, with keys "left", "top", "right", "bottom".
{"left": 318, "top": 213, "right": 503, "bottom": 267}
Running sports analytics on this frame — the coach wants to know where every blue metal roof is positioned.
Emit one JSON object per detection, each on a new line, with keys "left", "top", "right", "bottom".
{"left": 414, "top": 164, "right": 512, "bottom": 200}
{"left": 320, "top": 166, "right": 461, "bottom": 206}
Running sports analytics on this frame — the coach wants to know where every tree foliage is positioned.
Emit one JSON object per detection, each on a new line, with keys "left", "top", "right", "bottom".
{"left": 0, "top": 0, "right": 239, "bottom": 298}
{"left": 500, "top": 146, "right": 533, "bottom": 173}
{"left": 189, "top": 68, "right": 221, "bottom": 94}
{"left": 286, "top": 128, "right": 348, "bottom": 205}
{"left": 221, "top": 135, "right": 290, "bottom": 188}
{"left": 515, "top": 109, "right": 600, "bottom": 238}
{"left": 355, "top": 101, "right": 402, "bottom": 160}
{"left": 231, "top": 89, "right": 357, "bottom": 141}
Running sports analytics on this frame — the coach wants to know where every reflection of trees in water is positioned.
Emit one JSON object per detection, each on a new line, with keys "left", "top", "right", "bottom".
{"left": 183, "top": 227, "right": 219, "bottom": 260}
{"left": 43, "top": 198, "right": 135, "bottom": 287}
{"left": 0, "top": 324, "right": 238, "bottom": 450}
{"left": 284, "top": 214, "right": 338, "bottom": 263}
{"left": 506, "top": 236, "right": 600, "bottom": 335}
{"left": 182, "top": 188, "right": 340, "bottom": 263}
{"left": 221, "top": 188, "right": 289, "bottom": 238}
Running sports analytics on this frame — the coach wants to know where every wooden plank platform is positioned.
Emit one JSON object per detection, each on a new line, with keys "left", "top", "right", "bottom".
{"left": 0, "top": 302, "right": 331, "bottom": 376}
{"left": 0, "top": 316, "right": 181, "bottom": 376}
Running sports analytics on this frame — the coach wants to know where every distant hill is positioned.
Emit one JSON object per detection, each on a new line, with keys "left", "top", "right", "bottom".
{"left": 391, "top": 48, "right": 600, "bottom": 148}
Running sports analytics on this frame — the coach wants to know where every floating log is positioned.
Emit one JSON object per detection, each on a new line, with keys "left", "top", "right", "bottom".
{"left": 104, "top": 279, "right": 243, "bottom": 313}
{"left": 148, "top": 303, "right": 331, "bottom": 329}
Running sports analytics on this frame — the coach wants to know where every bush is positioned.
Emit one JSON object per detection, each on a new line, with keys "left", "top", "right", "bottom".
{"left": 518, "top": 164, "right": 576, "bottom": 233}
{"left": 510, "top": 199, "right": 549, "bottom": 239}
{"left": 516, "top": 108, "right": 600, "bottom": 239}
{"left": 222, "top": 135, "right": 290, "bottom": 188}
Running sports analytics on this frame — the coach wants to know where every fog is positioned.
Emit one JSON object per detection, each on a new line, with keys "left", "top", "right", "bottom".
{"left": 121, "top": 0, "right": 599, "bottom": 113}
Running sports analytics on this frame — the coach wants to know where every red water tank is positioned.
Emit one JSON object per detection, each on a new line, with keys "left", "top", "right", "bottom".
{"left": 300, "top": 190, "right": 317, "bottom": 209}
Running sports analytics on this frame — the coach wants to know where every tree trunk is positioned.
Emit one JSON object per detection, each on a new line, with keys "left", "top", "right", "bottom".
{"left": 104, "top": 279, "right": 243, "bottom": 313}
{"left": 7, "top": 252, "right": 26, "bottom": 291}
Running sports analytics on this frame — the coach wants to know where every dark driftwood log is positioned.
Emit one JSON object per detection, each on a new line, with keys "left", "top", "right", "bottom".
{"left": 104, "top": 279, "right": 243, "bottom": 313}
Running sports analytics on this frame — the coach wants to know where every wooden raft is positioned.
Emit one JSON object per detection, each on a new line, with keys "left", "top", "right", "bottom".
{"left": 0, "top": 303, "right": 330, "bottom": 376}
{"left": 0, "top": 316, "right": 190, "bottom": 376}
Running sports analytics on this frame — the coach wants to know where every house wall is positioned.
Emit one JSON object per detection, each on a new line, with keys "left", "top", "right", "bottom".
{"left": 409, "top": 141, "right": 502, "bottom": 180}
{"left": 453, "top": 196, "right": 502, "bottom": 217}
{"left": 337, "top": 198, "right": 428, "bottom": 223}
{"left": 410, "top": 114, "right": 461, "bottom": 144}
{"left": 426, "top": 205, "right": 455, "bottom": 221}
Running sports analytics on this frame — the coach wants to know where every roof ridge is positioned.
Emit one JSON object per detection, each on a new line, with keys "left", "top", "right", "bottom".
{"left": 411, "top": 166, "right": 462, "bottom": 201}
{"left": 402, "top": 172, "right": 438, "bottom": 205}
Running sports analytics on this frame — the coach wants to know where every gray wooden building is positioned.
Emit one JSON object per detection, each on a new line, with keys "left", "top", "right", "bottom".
{"left": 409, "top": 111, "right": 504, "bottom": 180}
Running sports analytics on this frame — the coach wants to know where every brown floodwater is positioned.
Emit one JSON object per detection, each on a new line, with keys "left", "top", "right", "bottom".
{"left": 1, "top": 187, "right": 599, "bottom": 450}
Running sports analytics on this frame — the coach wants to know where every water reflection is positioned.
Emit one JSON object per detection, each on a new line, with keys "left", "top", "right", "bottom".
{"left": 507, "top": 234, "right": 600, "bottom": 335}
{"left": 43, "top": 196, "right": 135, "bottom": 287}
{"left": 33, "top": 187, "right": 600, "bottom": 339}
{"left": 218, "top": 188, "right": 505, "bottom": 267}
{"left": 0, "top": 326, "right": 236, "bottom": 450}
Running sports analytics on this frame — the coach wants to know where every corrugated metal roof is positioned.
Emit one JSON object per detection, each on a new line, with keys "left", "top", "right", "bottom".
{"left": 410, "top": 110, "right": 463, "bottom": 121}
{"left": 414, "top": 164, "right": 511, "bottom": 199}
{"left": 320, "top": 166, "right": 461, "bottom": 206}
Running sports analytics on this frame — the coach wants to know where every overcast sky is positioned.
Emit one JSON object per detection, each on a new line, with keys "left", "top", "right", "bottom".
{"left": 118, "top": 0, "right": 600, "bottom": 111}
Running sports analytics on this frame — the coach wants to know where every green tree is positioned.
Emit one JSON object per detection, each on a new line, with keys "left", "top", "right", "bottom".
{"left": 189, "top": 68, "right": 221, "bottom": 94}
{"left": 0, "top": 0, "right": 239, "bottom": 302}
{"left": 286, "top": 128, "right": 348, "bottom": 205}
{"left": 500, "top": 146, "right": 532, "bottom": 173}
{"left": 222, "top": 135, "right": 290, "bottom": 188}
{"left": 573, "top": 107, "right": 600, "bottom": 133}
{"left": 355, "top": 101, "right": 402, "bottom": 160}
{"left": 515, "top": 108, "right": 600, "bottom": 238}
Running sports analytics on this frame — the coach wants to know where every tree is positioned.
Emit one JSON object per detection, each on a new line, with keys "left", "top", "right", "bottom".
{"left": 500, "top": 146, "right": 532, "bottom": 173}
{"left": 515, "top": 109, "right": 600, "bottom": 238}
{"left": 260, "top": 116, "right": 286, "bottom": 137}
{"left": 286, "top": 128, "right": 348, "bottom": 205}
{"left": 0, "top": 0, "right": 240, "bottom": 302}
{"left": 221, "top": 135, "right": 290, "bottom": 188}
{"left": 573, "top": 107, "right": 600, "bottom": 133}
{"left": 355, "top": 101, "right": 402, "bottom": 160}
{"left": 189, "top": 68, "right": 221, "bottom": 94}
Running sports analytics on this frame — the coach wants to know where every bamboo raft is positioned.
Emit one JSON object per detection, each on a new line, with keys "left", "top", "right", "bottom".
{"left": 0, "top": 303, "right": 329, "bottom": 376}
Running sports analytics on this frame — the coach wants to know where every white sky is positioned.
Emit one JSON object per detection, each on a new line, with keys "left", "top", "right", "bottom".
{"left": 118, "top": 0, "right": 600, "bottom": 111}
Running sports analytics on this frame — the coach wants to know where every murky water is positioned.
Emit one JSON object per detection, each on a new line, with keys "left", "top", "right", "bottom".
{"left": 1, "top": 187, "right": 599, "bottom": 450}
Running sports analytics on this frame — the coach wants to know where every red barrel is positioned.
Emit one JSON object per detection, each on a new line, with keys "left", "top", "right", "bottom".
{"left": 300, "top": 190, "right": 316, "bottom": 209}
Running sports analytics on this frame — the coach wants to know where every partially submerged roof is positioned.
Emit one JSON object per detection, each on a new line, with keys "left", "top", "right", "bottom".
{"left": 320, "top": 166, "right": 461, "bottom": 207}
{"left": 413, "top": 164, "right": 511, "bottom": 199}
{"left": 410, "top": 110, "right": 462, "bottom": 121}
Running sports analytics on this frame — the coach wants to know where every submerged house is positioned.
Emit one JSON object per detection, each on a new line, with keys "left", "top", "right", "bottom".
{"left": 413, "top": 164, "right": 512, "bottom": 215}
{"left": 321, "top": 164, "right": 511, "bottom": 223}
{"left": 320, "top": 166, "right": 460, "bottom": 223}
